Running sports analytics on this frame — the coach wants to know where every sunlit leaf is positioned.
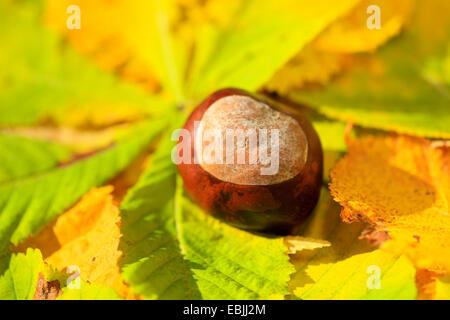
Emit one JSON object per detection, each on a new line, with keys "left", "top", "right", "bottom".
{"left": 45, "top": 0, "right": 192, "bottom": 103}
{"left": 330, "top": 135, "right": 450, "bottom": 273}
{"left": 58, "top": 280, "right": 121, "bottom": 300}
{"left": 315, "top": 0, "right": 414, "bottom": 53}
{"left": 179, "top": 189, "right": 294, "bottom": 299}
{"left": 0, "top": 122, "right": 164, "bottom": 271}
{"left": 290, "top": 0, "right": 450, "bottom": 138}
{"left": 186, "top": 0, "right": 360, "bottom": 102}
{"left": 266, "top": 0, "right": 414, "bottom": 93}
{"left": 290, "top": 188, "right": 417, "bottom": 299}
{"left": 0, "top": 0, "right": 170, "bottom": 127}
{"left": 119, "top": 133, "right": 200, "bottom": 299}
{"left": 0, "top": 249, "right": 45, "bottom": 299}
{"left": 0, "top": 134, "right": 72, "bottom": 183}
{"left": 15, "top": 186, "right": 135, "bottom": 299}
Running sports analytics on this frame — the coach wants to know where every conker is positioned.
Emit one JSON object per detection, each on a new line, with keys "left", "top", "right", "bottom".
{"left": 176, "top": 88, "right": 323, "bottom": 234}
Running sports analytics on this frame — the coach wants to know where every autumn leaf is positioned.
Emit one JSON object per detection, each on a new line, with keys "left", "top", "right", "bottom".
{"left": 265, "top": 44, "right": 350, "bottom": 94}
{"left": 45, "top": 0, "right": 362, "bottom": 105}
{"left": 14, "top": 186, "right": 136, "bottom": 299}
{"left": 329, "top": 135, "right": 450, "bottom": 287}
{"left": 266, "top": 0, "right": 414, "bottom": 93}
{"left": 314, "top": 0, "right": 414, "bottom": 53}
{"left": 0, "top": 0, "right": 169, "bottom": 127}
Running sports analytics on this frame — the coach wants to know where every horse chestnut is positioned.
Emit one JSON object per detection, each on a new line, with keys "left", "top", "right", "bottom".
{"left": 176, "top": 88, "right": 322, "bottom": 234}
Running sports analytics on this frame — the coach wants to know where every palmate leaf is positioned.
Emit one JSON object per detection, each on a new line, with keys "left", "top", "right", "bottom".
{"left": 119, "top": 133, "right": 295, "bottom": 299}
{"left": 290, "top": 0, "right": 450, "bottom": 138}
{"left": 0, "top": 121, "right": 165, "bottom": 272}
{"left": 0, "top": 134, "right": 72, "bottom": 184}
{"left": 0, "top": 0, "right": 171, "bottom": 127}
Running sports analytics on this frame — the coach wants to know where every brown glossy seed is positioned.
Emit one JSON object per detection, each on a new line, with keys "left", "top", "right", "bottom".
{"left": 176, "top": 88, "right": 323, "bottom": 235}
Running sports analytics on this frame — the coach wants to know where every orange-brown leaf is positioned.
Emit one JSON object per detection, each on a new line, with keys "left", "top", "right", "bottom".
{"left": 330, "top": 135, "right": 450, "bottom": 272}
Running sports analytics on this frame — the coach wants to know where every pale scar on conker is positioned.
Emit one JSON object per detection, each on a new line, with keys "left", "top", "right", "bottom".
{"left": 177, "top": 88, "right": 323, "bottom": 235}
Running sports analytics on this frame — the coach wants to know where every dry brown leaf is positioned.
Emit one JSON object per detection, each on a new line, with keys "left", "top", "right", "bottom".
{"left": 15, "top": 186, "right": 138, "bottom": 299}
{"left": 33, "top": 272, "right": 63, "bottom": 300}
{"left": 415, "top": 268, "right": 445, "bottom": 300}
{"left": 330, "top": 135, "right": 450, "bottom": 273}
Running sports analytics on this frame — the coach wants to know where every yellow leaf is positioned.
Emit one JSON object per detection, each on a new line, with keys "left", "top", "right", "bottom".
{"left": 315, "top": 0, "right": 415, "bottom": 53}
{"left": 330, "top": 135, "right": 450, "bottom": 273}
{"left": 14, "top": 186, "right": 137, "bottom": 299}
{"left": 266, "top": 0, "right": 415, "bottom": 93}
{"left": 434, "top": 274, "right": 450, "bottom": 299}
{"left": 45, "top": 0, "right": 161, "bottom": 93}
{"left": 265, "top": 44, "right": 350, "bottom": 94}
{"left": 45, "top": 0, "right": 189, "bottom": 99}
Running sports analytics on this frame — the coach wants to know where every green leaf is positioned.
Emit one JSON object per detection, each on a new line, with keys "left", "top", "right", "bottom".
{"left": 58, "top": 281, "right": 121, "bottom": 300}
{"left": 0, "top": 0, "right": 171, "bottom": 126}
{"left": 0, "top": 134, "right": 72, "bottom": 184}
{"left": 0, "top": 121, "right": 165, "bottom": 270}
{"left": 120, "top": 133, "right": 295, "bottom": 299}
{"left": 290, "top": 188, "right": 417, "bottom": 300}
{"left": 178, "top": 187, "right": 294, "bottom": 299}
{"left": 142, "top": 0, "right": 189, "bottom": 104}
{"left": 186, "top": 0, "right": 360, "bottom": 102}
{"left": 0, "top": 248, "right": 44, "bottom": 300}
{"left": 290, "top": 0, "right": 450, "bottom": 138}
{"left": 120, "top": 133, "right": 200, "bottom": 299}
